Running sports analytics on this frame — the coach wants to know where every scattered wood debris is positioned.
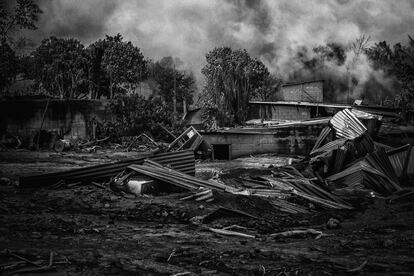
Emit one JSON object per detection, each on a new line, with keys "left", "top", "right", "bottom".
{"left": 208, "top": 227, "right": 255, "bottom": 239}
{"left": 270, "top": 229, "right": 327, "bottom": 239}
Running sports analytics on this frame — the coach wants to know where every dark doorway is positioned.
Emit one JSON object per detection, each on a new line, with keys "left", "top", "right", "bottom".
{"left": 212, "top": 144, "right": 231, "bottom": 160}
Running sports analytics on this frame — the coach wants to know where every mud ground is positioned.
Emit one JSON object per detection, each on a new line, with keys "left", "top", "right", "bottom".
{"left": 1, "top": 150, "right": 414, "bottom": 275}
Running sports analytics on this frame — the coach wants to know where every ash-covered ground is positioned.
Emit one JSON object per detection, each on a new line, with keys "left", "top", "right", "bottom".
{"left": 0, "top": 150, "right": 413, "bottom": 275}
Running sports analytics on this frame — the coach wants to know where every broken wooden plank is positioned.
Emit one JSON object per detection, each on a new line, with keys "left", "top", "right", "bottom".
{"left": 208, "top": 227, "right": 255, "bottom": 239}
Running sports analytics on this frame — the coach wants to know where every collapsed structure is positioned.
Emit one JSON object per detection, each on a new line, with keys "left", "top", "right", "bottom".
{"left": 18, "top": 80, "right": 414, "bottom": 208}
{"left": 3, "top": 81, "right": 414, "bottom": 275}
{"left": 19, "top": 106, "right": 413, "bottom": 215}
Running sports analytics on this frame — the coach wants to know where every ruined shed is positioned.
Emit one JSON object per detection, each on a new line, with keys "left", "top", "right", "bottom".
{"left": 201, "top": 118, "right": 330, "bottom": 160}
{"left": 248, "top": 80, "right": 328, "bottom": 121}
{"left": 280, "top": 80, "right": 324, "bottom": 103}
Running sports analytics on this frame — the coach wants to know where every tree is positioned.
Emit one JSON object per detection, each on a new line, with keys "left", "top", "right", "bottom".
{"left": 251, "top": 74, "right": 282, "bottom": 101}
{"left": 148, "top": 56, "right": 195, "bottom": 113}
{"left": 97, "top": 34, "right": 147, "bottom": 99}
{"left": 365, "top": 41, "right": 393, "bottom": 70}
{"left": 87, "top": 38, "right": 111, "bottom": 99}
{"left": 392, "top": 38, "right": 414, "bottom": 97}
{"left": 31, "top": 36, "right": 89, "bottom": 98}
{"left": 200, "top": 47, "right": 270, "bottom": 125}
{"left": 0, "top": 0, "right": 41, "bottom": 94}
{"left": 0, "top": 0, "right": 42, "bottom": 44}
{"left": 0, "top": 42, "right": 18, "bottom": 92}
{"left": 177, "top": 71, "right": 196, "bottom": 110}
{"left": 105, "top": 94, "right": 171, "bottom": 140}
{"left": 366, "top": 37, "right": 414, "bottom": 100}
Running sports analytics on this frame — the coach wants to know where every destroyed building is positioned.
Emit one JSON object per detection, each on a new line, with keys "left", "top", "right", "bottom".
{"left": 195, "top": 79, "right": 414, "bottom": 162}
{"left": 1, "top": 1, "right": 414, "bottom": 272}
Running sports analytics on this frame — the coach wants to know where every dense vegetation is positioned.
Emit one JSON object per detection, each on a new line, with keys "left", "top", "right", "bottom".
{"left": 2, "top": 0, "right": 414, "bottom": 131}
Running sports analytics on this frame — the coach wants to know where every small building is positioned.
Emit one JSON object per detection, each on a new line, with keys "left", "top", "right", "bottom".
{"left": 247, "top": 80, "right": 327, "bottom": 122}
{"left": 201, "top": 118, "right": 330, "bottom": 159}
{"left": 280, "top": 80, "right": 324, "bottom": 103}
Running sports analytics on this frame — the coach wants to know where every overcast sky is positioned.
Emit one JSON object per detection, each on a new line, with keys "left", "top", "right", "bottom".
{"left": 12, "top": 0, "right": 414, "bottom": 82}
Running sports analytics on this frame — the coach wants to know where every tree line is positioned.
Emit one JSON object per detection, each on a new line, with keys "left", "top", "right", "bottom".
{"left": 2, "top": 33, "right": 196, "bottom": 104}
{"left": 1, "top": 1, "right": 196, "bottom": 114}
{"left": 2, "top": 0, "right": 414, "bottom": 130}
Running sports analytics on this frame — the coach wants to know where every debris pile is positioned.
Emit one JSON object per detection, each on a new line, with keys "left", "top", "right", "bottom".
{"left": 19, "top": 109, "right": 414, "bottom": 215}
{"left": 167, "top": 126, "right": 210, "bottom": 155}
{"left": 308, "top": 109, "right": 413, "bottom": 199}
{"left": 120, "top": 134, "right": 159, "bottom": 152}
{"left": 4, "top": 108, "right": 414, "bottom": 275}
{"left": 19, "top": 150, "right": 196, "bottom": 188}
{"left": 54, "top": 134, "right": 159, "bottom": 153}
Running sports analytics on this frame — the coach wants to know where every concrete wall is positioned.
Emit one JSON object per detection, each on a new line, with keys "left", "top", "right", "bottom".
{"left": 271, "top": 106, "right": 311, "bottom": 120}
{"left": 280, "top": 81, "right": 323, "bottom": 102}
{"left": 249, "top": 104, "right": 312, "bottom": 121}
{"left": 0, "top": 99, "right": 111, "bottom": 145}
{"left": 202, "top": 124, "right": 327, "bottom": 159}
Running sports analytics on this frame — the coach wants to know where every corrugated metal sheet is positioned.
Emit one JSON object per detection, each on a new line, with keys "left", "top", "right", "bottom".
{"left": 333, "top": 145, "right": 348, "bottom": 174}
{"left": 327, "top": 148, "right": 402, "bottom": 195}
{"left": 327, "top": 161, "right": 385, "bottom": 194}
{"left": 127, "top": 159, "right": 226, "bottom": 192}
{"left": 311, "top": 126, "right": 332, "bottom": 153}
{"left": 387, "top": 144, "right": 411, "bottom": 179}
{"left": 310, "top": 138, "right": 347, "bottom": 156}
{"left": 150, "top": 150, "right": 195, "bottom": 175}
{"left": 330, "top": 109, "right": 367, "bottom": 139}
{"left": 19, "top": 150, "right": 195, "bottom": 188}
{"left": 352, "top": 133, "right": 375, "bottom": 157}
{"left": 365, "top": 147, "right": 400, "bottom": 189}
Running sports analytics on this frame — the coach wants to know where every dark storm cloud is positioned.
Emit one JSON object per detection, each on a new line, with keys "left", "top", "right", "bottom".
{"left": 20, "top": 0, "right": 414, "bottom": 87}
{"left": 34, "top": 0, "right": 118, "bottom": 43}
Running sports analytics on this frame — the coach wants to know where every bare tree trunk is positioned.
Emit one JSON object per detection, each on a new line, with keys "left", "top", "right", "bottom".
{"left": 173, "top": 63, "right": 177, "bottom": 124}
{"left": 55, "top": 77, "right": 63, "bottom": 99}
{"left": 109, "top": 70, "right": 113, "bottom": 99}
{"left": 70, "top": 72, "right": 75, "bottom": 98}
{"left": 347, "top": 67, "right": 352, "bottom": 104}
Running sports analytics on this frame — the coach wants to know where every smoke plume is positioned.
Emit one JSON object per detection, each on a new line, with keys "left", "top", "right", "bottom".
{"left": 15, "top": 0, "right": 414, "bottom": 99}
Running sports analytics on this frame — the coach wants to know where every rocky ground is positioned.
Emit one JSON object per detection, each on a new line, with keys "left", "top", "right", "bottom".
{"left": 0, "top": 150, "right": 414, "bottom": 275}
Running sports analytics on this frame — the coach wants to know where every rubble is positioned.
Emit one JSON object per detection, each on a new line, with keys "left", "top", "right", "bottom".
{"left": 15, "top": 108, "right": 414, "bottom": 213}
{"left": 270, "top": 229, "right": 327, "bottom": 239}
{"left": 122, "top": 134, "right": 159, "bottom": 152}
{"left": 125, "top": 159, "right": 228, "bottom": 193}
{"left": 19, "top": 150, "right": 196, "bottom": 188}
{"left": 167, "top": 126, "right": 210, "bottom": 154}
{"left": 2, "top": 108, "right": 414, "bottom": 275}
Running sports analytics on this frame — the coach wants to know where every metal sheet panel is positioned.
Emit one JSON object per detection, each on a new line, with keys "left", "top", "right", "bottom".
{"left": 311, "top": 126, "right": 332, "bottom": 153}
{"left": 19, "top": 150, "right": 195, "bottom": 188}
{"left": 387, "top": 144, "right": 411, "bottom": 178}
{"left": 330, "top": 109, "right": 367, "bottom": 139}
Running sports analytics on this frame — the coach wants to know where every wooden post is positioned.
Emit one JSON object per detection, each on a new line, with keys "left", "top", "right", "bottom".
{"left": 183, "top": 97, "right": 187, "bottom": 116}
{"left": 36, "top": 98, "right": 50, "bottom": 150}
{"left": 173, "top": 64, "right": 177, "bottom": 124}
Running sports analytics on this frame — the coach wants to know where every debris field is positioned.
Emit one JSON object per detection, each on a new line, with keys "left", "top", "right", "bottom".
{"left": 1, "top": 109, "right": 414, "bottom": 275}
